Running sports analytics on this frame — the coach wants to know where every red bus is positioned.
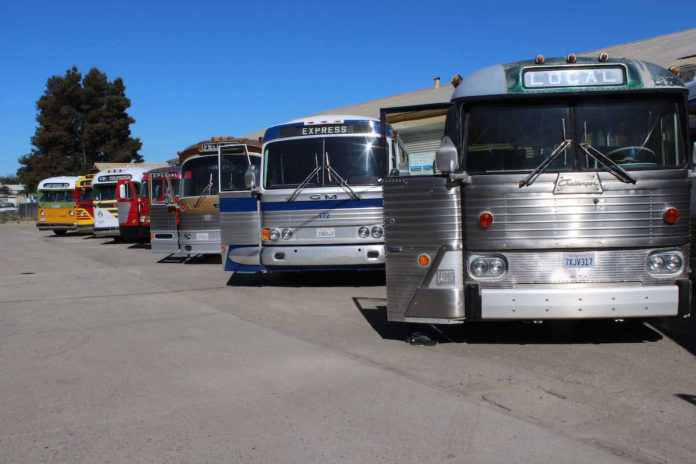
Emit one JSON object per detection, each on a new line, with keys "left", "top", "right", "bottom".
{"left": 116, "top": 169, "right": 151, "bottom": 242}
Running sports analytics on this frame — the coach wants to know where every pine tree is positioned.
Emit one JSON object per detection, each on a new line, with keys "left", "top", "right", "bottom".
{"left": 17, "top": 67, "right": 142, "bottom": 191}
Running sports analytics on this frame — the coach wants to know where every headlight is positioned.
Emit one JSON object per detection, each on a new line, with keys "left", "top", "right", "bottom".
{"left": 269, "top": 229, "right": 280, "bottom": 241}
{"left": 471, "top": 258, "right": 488, "bottom": 277}
{"left": 69, "top": 210, "right": 75, "bottom": 216}
{"left": 358, "top": 226, "right": 370, "bottom": 238}
{"left": 281, "top": 228, "right": 293, "bottom": 240}
{"left": 371, "top": 225, "right": 383, "bottom": 239}
{"left": 647, "top": 251, "right": 683, "bottom": 274}
{"left": 469, "top": 255, "right": 508, "bottom": 279}
{"left": 40, "top": 211, "right": 45, "bottom": 216}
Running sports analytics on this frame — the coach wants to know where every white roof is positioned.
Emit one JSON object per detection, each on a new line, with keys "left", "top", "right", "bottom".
{"left": 93, "top": 165, "right": 156, "bottom": 184}
{"left": 37, "top": 176, "right": 80, "bottom": 190}
{"left": 281, "top": 114, "right": 379, "bottom": 125}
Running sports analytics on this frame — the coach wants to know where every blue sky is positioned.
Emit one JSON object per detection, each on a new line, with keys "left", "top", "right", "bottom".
{"left": 1, "top": 0, "right": 694, "bottom": 176}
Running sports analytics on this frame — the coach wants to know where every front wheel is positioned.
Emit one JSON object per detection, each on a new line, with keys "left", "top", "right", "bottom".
{"left": 53, "top": 230, "right": 67, "bottom": 236}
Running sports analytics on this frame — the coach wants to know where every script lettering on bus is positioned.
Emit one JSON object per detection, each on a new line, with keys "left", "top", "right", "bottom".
{"left": 98, "top": 174, "right": 132, "bottom": 182}
{"left": 523, "top": 67, "right": 625, "bottom": 89}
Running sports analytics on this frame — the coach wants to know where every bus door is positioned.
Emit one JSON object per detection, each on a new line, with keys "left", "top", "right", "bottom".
{"left": 380, "top": 103, "right": 467, "bottom": 322}
{"left": 150, "top": 172, "right": 181, "bottom": 253}
{"left": 218, "top": 144, "right": 264, "bottom": 272}
{"left": 116, "top": 178, "right": 139, "bottom": 227}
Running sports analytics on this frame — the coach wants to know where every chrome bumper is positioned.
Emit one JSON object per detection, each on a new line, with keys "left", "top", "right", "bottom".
{"left": 179, "top": 229, "right": 220, "bottom": 255}
{"left": 151, "top": 230, "right": 180, "bottom": 254}
{"left": 94, "top": 227, "right": 120, "bottom": 237}
{"left": 481, "top": 285, "right": 680, "bottom": 319}
{"left": 261, "top": 244, "right": 384, "bottom": 267}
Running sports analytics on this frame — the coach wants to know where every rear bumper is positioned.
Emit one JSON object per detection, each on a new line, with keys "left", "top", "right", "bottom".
{"left": 261, "top": 244, "right": 384, "bottom": 268}
{"left": 477, "top": 282, "right": 690, "bottom": 320}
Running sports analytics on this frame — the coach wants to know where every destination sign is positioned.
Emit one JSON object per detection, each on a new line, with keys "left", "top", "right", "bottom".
{"left": 151, "top": 171, "right": 179, "bottom": 179}
{"left": 278, "top": 122, "right": 373, "bottom": 138}
{"left": 523, "top": 67, "right": 625, "bottom": 89}
{"left": 200, "top": 142, "right": 243, "bottom": 152}
{"left": 97, "top": 174, "right": 132, "bottom": 182}
{"left": 43, "top": 183, "right": 69, "bottom": 188}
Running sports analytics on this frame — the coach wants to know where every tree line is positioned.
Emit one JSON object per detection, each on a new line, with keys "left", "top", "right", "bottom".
{"left": 16, "top": 67, "right": 143, "bottom": 192}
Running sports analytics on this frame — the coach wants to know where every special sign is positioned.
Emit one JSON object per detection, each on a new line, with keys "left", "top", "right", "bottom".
{"left": 278, "top": 122, "right": 373, "bottom": 138}
{"left": 151, "top": 171, "right": 179, "bottom": 179}
{"left": 523, "top": 67, "right": 625, "bottom": 89}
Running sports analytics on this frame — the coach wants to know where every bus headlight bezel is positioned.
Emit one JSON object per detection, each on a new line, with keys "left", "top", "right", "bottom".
{"left": 269, "top": 228, "right": 280, "bottom": 241}
{"left": 358, "top": 226, "right": 370, "bottom": 238}
{"left": 371, "top": 225, "right": 383, "bottom": 239}
{"left": 469, "top": 255, "right": 508, "bottom": 280}
{"left": 647, "top": 251, "right": 683, "bottom": 275}
{"left": 40, "top": 210, "right": 45, "bottom": 217}
{"left": 281, "top": 228, "right": 293, "bottom": 240}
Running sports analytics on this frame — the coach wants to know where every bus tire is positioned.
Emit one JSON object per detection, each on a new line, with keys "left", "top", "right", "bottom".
{"left": 53, "top": 230, "right": 67, "bottom": 236}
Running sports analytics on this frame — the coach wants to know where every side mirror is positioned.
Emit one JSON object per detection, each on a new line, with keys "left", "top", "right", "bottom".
{"left": 435, "top": 136, "right": 459, "bottom": 173}
{"left": 118, "top": 183, "right": 127, "bottom": 200}
{"left": 244, "top": 165, "right": 257, "bottom": 189}
{"left": 692, "top": 141, "right": 696, "bottom": 166}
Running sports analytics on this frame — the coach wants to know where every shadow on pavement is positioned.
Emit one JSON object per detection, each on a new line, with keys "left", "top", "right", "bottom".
{"left": 128, "top": 242, "right": 150, "bottom": 250}
{"left": 184, "top": 254, "right": 221, "bottom": 265}
{"left": 227, "top": 270, "right": 385, "bottom": 288}
{"left": 676, "top": 393, "right": 696, "bottom": 407}
{"left": 650, "top": 316, "right": 696, "bottom": 356}
{"left": 354, "top": 298, "right": 664, "bottom": 345}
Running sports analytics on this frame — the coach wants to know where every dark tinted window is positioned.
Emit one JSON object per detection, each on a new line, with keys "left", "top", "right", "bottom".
{"left": 182, "top": 156, "right": 219, "bottom": 197}
{"left": 264, "top": 139, "right": 323, "bottom": 189}
{"left": 324, "top": 137, "right": 382, "bottom": 186}
{"left": 220, "top": 149, "right": 261, "bottom": 191}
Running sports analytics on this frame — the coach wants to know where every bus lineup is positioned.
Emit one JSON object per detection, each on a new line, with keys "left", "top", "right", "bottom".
{"left": 33, "top": 55, "right": 696, "bottom": 326}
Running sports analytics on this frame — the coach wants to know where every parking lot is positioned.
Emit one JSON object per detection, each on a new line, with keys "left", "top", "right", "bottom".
{"left": 1, "top": 222, "right": 695, "bottom": 463}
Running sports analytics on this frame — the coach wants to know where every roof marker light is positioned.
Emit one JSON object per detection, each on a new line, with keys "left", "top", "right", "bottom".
{"left": 451, "top": 74, "right": 463, "bottom": 88}
{"left": 664, "top": 208, "right": 680, "bottom": 224}
{"left": 599, "top": 52, "right": 609, "bottom": 62}
{"left": 417, "top": 254, "right": 431, "bottom": 267}
{"left": 535, "top": 55, "right": 545, "bottom": 64}
{"left": 567, "top": 53, "right": 577, "bottom": 63}
{"left": 320, "top": 121, "right": 327, "bottom": 124}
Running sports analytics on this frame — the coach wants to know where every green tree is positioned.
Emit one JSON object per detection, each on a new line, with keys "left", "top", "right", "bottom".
{"left": 17, "top": 67, "right": 142, "bottom": 191}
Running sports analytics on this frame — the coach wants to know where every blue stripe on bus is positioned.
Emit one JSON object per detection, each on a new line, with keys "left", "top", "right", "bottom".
{"left": 219, "top": 197, "right": 258, "bottom": 212}
{"left": 260, "top": 198, "right": 383, "bottom": 211}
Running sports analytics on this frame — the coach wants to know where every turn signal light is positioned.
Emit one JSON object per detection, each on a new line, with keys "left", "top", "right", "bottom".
{"left": 664, "top": 208, "right": 679, "bottom": 224}
{"left": 262, "top": 228, "right": 270, "bottom": 240}
{"left": 478, "top": 212, "right": 493, "bottom": 228}
{"left": 418, "top": 254, "right": 430, "bottom": 267}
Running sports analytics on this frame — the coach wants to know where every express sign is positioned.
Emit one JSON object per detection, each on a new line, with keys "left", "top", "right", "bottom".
{"left": 523, "top": 67, "right": 625, "bottom": 89}
{"left": 278, "top": 122, "right": 373, "bottom": 138}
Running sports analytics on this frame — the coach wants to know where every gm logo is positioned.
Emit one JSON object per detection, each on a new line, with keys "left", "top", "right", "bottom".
{"left": 309, "top": 194, "right": 338, "bottom": 200}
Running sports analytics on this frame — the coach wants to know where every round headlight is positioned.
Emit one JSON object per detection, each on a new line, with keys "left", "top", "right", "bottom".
{"left": 471, "top": 258, "right": 488, "bottom": 277}
{"left": 282, "top": 228, "right": 293, "bottom": 240}
{"left": 69, "top": 210, "right": 75, "bottom": 216}
{"left": 665, "top": 254, "right": 682, "bottom": 272}
{"left": 40, "top": 210, "right": 45, "bottom": 216}
{"left": 371, "top": 226, "right": 383, "bottom": 239}
{"left": 358, "top": 226, "right": 370, "bottom": 238}
{"left": 269, "top": 229, "right": 280, "bottom": 241}
{"left": 648, "top": 255, "right": 664, "bottom": 272}
{"left": 489, "top": 258, "right": 506, "bottom": 276}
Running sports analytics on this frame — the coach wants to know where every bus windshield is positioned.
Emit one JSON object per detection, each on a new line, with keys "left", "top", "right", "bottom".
{"left": 264, "top": 136, "right": 382, "bottom": 189}
{"left": 39, "top": 190, "right": 74, "bottom": 205}
{"left": 182, "top": 156, "right": 219, "bottom": 197}
{"left": 93, "top": 184, "right": 116, "bottom": 201}
{"left": 78, "top": 189, "right": 92, "bottom": 202}
{"left": 151, "top": 178, "right": 180, "bottom": 203}
{"left": 220, "top": 150, "right": 261, "bottom": 191}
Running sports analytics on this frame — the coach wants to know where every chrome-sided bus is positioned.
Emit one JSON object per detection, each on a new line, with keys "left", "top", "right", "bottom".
{"left": 179, "top": 138, "right": 259, "bottom": 254}
{"left": 93, "top": 165, "right": 157, "bottom": 238}
{"left": 222, "top": 115, "right": 396, "bottom": 272}
{"left": 381, "top": 56, "right": 692, "bottom": 324}
{"left": 148, "top": 166, "right": 181, "bottom": 253}
{"left": 36, "top": 176, "right": 80, "bottom": 235}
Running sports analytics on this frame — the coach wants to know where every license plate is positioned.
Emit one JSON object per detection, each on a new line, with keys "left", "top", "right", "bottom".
{"left": 564, "top": 252, "right": 595, "bottom": 269}
{"left": 316, "top": 227, "right": 335, "bottom": 238}
{"left": 196, "top": 232, "right": 209, "bottom": 241}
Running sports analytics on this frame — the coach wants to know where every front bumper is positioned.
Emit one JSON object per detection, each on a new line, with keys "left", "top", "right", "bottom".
{"left": 261, "top": 244, "right": 384, "bottom": 267}
{"left": 179, "top": 229, "right": 220, "bottom": 254}
{"left": 37, "top": 222, "right": 76, "bottom": 230}
{"left": 94, "top": 227, "right": 120, "bottom": 237}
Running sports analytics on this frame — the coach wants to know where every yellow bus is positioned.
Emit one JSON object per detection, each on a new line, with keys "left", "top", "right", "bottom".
{"left": 75, "top": 174, "right": 95, "bottom": 233}
{"left": 36, "top": 176, "right": 80, "bottom": 235}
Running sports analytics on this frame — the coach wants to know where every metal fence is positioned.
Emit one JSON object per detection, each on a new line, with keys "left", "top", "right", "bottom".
{"left": 17, "top": 203, "right": 38, "bottom": 218}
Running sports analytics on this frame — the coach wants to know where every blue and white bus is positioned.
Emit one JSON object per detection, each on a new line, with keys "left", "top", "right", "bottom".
{"left": 220, "top": 114, "right": 401, "bottom": 273}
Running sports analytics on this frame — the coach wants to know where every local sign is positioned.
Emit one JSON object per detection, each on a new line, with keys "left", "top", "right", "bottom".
{"left": 523, "top": 67, "right": 625, "bottom": 89}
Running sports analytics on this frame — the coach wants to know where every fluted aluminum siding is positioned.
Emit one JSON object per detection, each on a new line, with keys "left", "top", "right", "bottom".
{"left": 383, "top": 177, "right": 462, "bottom": 317}
{"left": 221, "top": 211, "right": 260, "bottom": 246}
{"left": 149, "top": 205, "right": 177, "bottom": 231}
{"left": 179, "top": 212, "right": 220, "bottom": 231}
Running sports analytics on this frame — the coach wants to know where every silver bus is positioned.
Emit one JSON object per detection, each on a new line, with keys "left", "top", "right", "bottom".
{"left": 381, "top": 55, "right": 693, "bottom": 324}
{"left": 222, "top": 114, "right": 397, "bottom": 272}
{"left": 147, "top": 166, "right": 180, "bottom": 253}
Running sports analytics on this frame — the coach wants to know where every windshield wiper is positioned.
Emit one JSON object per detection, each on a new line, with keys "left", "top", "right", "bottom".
{"left": 519, "top": 139, "right": 572, "bottom": 188}
{"left": 325, "top": 152, "right": 360, "bottom": 200}
{"left": 287, "top": 154, "right": 321, "bottom": 202}
{"left": 578, "top": 143, "right": 637, "bottom": 184}
{"left": 194, "top": 173, "right": 213, "bottom": 208}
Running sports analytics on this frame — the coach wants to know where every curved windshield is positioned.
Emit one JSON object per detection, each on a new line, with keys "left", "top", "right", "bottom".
{"left": 465, "top": 104, "right": 572, "bottom": 173}
{"left": 77, "top": 189, "right": 92, "bottom": 202}
{"left": 182, "top": 155, "right": 218, "bottom": 197}
{"left": 39, "top": 190, "right": 74, "bottom": 205}
{"left": 93, "top": 184, "right": 116, "bottom": 201}
{"left": 264, "top": 136, "right": 383, "bottom": 189}
{"left": 220, "top": 149, "right": 261, "bottom": 191}
{"left": 577, "top": 99, "right": 683, "bottom": 169}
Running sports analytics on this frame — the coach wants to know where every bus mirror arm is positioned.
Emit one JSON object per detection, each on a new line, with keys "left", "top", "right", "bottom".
{"left": 435, "top": 137, "right": 459, "bottom": 173}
